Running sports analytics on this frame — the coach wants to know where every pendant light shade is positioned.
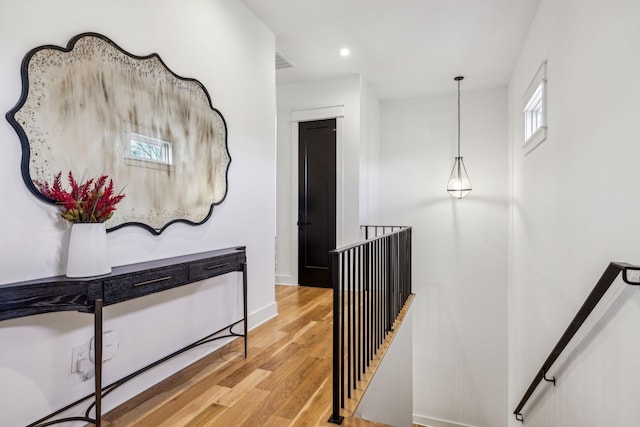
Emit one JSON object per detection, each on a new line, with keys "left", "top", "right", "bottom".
{"left": 447, "top": 156, "right": 471, "bottom": 199}
{"left": 447, "top": 76, "right": 472, "bottom": 199}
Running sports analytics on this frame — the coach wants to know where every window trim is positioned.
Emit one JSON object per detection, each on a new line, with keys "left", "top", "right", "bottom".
{"left": 522, "top": 60, "right": 547, "bottom": 154}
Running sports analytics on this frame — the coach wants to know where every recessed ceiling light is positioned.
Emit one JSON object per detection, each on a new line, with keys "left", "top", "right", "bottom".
{"left": 340, "top": 48, "right": 350, "bottom": 57}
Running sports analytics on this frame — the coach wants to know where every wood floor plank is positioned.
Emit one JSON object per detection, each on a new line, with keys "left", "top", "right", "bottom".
{"left": 258, "top": 341, "right": 305, "bottom": 371}
{"left": 212, "top": 387, "right": 272, "bottom": 427}
{"left": 180, "top": 403, "right": 227, "bottom": 427}
{"left": 289, "top": 376, "right": 333, "bottom": 426}
{"left": 262, "top": 415, "right": 294, "bottom": 427}
{"left": 250, "top": 327, "right": 290, "bottom": 348}
{"left": 256, "top": 353, "right": 317, "bottom": 391}
{"left": 274, "top": 356, "right": 332, "bottom": 419}
{"left": 153, "top": 385, "right": 230, "bottom": 427}
{"left": 214, "top": 368, "right": 271, "bottom": 406}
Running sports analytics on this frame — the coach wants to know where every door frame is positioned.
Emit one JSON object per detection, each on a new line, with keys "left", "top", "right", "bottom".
{"left": 290, "top": 106, "right": 345, "bottom": 286}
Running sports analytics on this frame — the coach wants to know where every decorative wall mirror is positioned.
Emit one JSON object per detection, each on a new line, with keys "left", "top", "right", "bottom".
{"left": 6, "top": 32, "right": 230, "bottom": 234}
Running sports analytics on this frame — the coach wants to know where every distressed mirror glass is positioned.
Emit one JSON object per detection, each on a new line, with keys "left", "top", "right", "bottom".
{"left": 6, "top": 32, "right": 230, "bottom": 234}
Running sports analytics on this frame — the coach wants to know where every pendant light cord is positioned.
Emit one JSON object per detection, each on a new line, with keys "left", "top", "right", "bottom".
{"left": 457, "top": 78, "right": 461, "bottom": 158}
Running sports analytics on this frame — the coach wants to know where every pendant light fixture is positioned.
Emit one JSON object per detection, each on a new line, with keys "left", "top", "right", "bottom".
{"left": 447, "top": 76, "right": 472, "bottom": 199}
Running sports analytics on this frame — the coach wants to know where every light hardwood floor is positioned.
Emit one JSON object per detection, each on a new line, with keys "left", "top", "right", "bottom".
{"left": 101, "top": 285, "right": 394, "bottom": 427}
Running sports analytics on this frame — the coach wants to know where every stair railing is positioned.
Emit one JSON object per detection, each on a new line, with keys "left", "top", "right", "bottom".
{"left": 513, "top": 262, "right": 640, "bottom": 422}
{"left": 328, "top": 225, "right": 412, "bottom": 424}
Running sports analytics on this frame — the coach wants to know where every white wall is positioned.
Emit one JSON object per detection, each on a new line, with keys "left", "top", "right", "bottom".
{"left": 360, "top": 79, "right": 382, "bottom": 225}
{"left": 275, "top": 76, "right": 362, "bottom": 285}
{"left": 356, "top": 305, "right": 413, "bottom": 427}
{"left": 0, "top": 1, "right": 276, "bottom": 426}
{"left": 508, "top": 0, "right": 640, "bottom": 426}
{"left": 378, "top": 89, "right": 509, "bottom": 427}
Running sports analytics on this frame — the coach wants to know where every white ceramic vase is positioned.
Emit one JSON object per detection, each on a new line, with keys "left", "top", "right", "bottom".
{"left": 66, "top": 223, "right": 112, "bottom": 278}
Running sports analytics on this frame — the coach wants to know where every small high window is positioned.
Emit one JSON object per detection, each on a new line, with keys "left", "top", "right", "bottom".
{"left": 522, "top": 60, "right": 547, "bottom": 154}
{"left": 127, "top": 133, "right": 172, "bottom": 165}
{"left": 524, "top": 82, "right": 543, "bottom": 140}
{"left": 125, "top": 132, "right": 174, "bottom": 171}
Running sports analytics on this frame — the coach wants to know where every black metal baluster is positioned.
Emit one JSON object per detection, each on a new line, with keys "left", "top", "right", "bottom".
{"left": 371, "top": 239, "right": 376, "bottom": 355}
{"left": 397, "top": 233, "right": 402, "bottom": 309}
{"left": 356, "top": 245, "right": 361, "bottom": 382}
{"left": 391, "top": 235, "right": 395, "bottom": 326}
{"left": 351, "top": 247, "right": 357, "bottom": 391}
{"left": 384, "top": 235, "right": 389, "bottom": 333}
{"left": 365, "top": 242, "right": 370, "bottom": 368}
{"left": 397, "top": 234, "right": 400, "bottom": 315}
{"left": 408, "top": 228, "right": 412, "bottom": 296}
{"left": 360, "top": 245, "right": 367, "bottom": 374}
{"left": 376, "top": 238, "right": 381, "bottom": 350}
{"left": 391, "top": 235, "right": 396, "bottom": 328}
{"left": 404, "top": 231, "right": 408, "bottom": 302}
{"left": 329, "top": 252, "right": 344, "bottom": 425}
{"left": 392, "top": 234, "right": 396, "bottom": 320}
{"left": 346, "top": 249, "right": 352, "bottom": 399}
{"left": 377, "top": 237, "right": 382, "bottom": 345}
{"left": 397, "top": 234, "right": 400, "bottom": 313}
{"left": 401, "top": 231, "right": 407, "bottom": 304}
{"left": 359, "top": 245, "right": 364, "bottom": 378}
{"left": 390, "top": 235, "right": 394, "bottom": 322}
{"left": 340, "top": 252, "right": 345, "bottom": 408}
{"left": 407, "top": 229, "right": 411, "bottom": 300}
{"left": 393, "top": 234, "right": 397, "bottom": 321}
{"left": 379, "top": 237, "right": 383, "bottom": 344}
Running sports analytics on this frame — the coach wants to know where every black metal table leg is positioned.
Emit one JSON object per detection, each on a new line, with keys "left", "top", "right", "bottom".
{"left": 242, "top": 262, "right": 248, "bottom": 358}
{"left": 94, "top": 298, "right": 103, "bottom": 427}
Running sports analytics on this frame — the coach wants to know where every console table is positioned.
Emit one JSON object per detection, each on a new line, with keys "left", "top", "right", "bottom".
{"left": 0, "top": 246, "right": 248, "bottom": 427}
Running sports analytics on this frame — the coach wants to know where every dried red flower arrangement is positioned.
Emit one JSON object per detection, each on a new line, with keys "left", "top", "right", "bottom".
{"left": 34, "top": 171, "right": 125, "bottom": 223}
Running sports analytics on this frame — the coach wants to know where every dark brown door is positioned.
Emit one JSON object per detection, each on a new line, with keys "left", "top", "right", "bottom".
{"left": 298, "top": 119, "right": 336, "bottom": 288}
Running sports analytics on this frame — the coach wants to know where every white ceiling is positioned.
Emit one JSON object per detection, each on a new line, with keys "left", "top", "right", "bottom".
{"left": 240, "top": 0, "right": 540, "bottom": 99}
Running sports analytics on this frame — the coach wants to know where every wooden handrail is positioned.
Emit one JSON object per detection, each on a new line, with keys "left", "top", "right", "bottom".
{"left": 513, "top": 261, "right": 640, "bottom": 422}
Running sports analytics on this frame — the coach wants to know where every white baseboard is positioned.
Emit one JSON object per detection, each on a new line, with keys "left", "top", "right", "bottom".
{"left": 248, "top": 300, "right": 278, "bottom": 329}
{"left": 275, "top": 274, "right": 296, "bottom": 286}
{"left": 413, "top": 414, "right": 479, "bottom": 427}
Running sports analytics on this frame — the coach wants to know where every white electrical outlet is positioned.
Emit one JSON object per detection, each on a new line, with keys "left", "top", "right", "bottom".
{"left": 71, "top": 343, "right": 90, "bottom": 373}
{"left": 90, "top": 330, "right": 120, "bottom": 363}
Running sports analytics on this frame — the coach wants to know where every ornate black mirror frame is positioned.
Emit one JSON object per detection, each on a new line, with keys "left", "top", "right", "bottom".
{"left": 6, "top": 32, "right": 231, "bottom": 235}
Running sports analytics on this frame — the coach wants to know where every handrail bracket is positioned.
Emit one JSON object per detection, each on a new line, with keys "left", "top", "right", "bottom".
{"left": 622, "top": 265, "right": 640, "bottom": 285}
{"left": 542, "top": 369, "right": 556, "bottom": 386}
